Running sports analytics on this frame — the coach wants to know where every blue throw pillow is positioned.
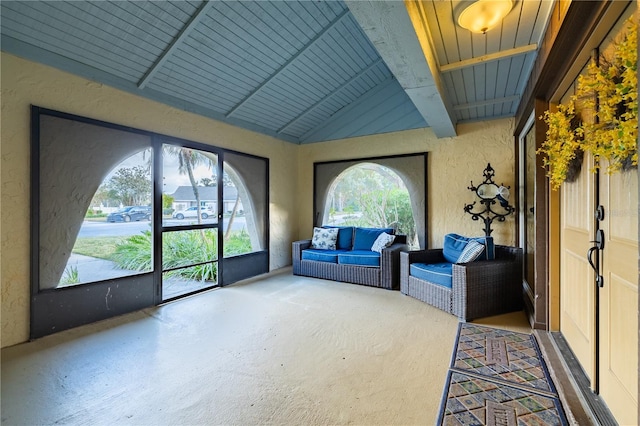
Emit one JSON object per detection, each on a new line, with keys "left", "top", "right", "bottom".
{"left": 352, "top": 227, "right": 394, "bottom": 251}
{"left": 480, "top": 236, "right": 495, "bottom": 260}
{"left": 323, "top": 226, "right": 354, "bottom": 250}
{"left": 443, "top": 234, "right": 469, "bottom": 263}
{"left": 443, "top": 234, "right": 495, "bottom": 263}
{"left": 466, "top": 236, "right": 495, "bottom": 260}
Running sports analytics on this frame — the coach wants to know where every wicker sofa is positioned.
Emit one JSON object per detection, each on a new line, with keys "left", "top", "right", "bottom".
{"left": 400, "top": 234, "right": 522, "bottom": 321}
{"left": 292, "top": 227, "right": 408, "bottom": 290}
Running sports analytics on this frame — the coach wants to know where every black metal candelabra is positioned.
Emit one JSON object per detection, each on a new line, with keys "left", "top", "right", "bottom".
{"left": 463, "top": 163, "right": 515, "bottom": 236}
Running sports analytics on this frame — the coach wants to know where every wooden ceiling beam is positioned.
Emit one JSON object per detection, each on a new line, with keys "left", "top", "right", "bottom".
{"left": 440, "top": 44, "right": 538, "bottom": 73}
{"left": 346, "top": 0, "right": 457, "bottom": 138}
{"left": 454, "top": 96, "right": 520, "bottom": 111}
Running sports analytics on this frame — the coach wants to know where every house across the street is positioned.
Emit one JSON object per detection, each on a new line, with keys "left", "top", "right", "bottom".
{"left": 169, "top": 186, "right": 241, "bottom": 213}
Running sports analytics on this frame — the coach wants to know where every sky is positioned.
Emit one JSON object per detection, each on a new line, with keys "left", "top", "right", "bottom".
{"left": 107, "top": 149, "right": 216, "bottom": 195}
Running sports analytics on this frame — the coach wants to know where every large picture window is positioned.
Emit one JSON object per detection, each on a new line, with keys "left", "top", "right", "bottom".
{"left": 31, "top": 107, "right": 269, "bottom": 338}
{"left": 314, "top": 153, "right": 428, "bottom": 249}
{"left": 36, "top": 114, "right": 154, "bottom": 291}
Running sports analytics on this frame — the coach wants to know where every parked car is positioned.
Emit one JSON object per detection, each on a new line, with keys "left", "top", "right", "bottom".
{"left": 107, "top": 206, "right": 151, "bottom": 222}
{"left": 172, "top": 206, "right": 213, "bottom": 220}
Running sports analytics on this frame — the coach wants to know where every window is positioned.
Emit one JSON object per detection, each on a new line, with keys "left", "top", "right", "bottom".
{"left": 222, "top": 152, "right": 268, "bottom": 258}
{"left": 60, "top": 150, "right": 153, "bottom": 287}
{"left": 31, "top": 107, "right": 269, "bottom": 338}
{"left": 325, "top": 163, "right": 418, "bottom": 248}
{"left": 314, "top": 153, "right": 427, "bottom": 249}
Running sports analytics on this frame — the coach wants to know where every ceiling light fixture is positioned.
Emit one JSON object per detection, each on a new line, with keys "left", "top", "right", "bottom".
{"left": 455, "top": 0, "right": 514, "bottom": 34}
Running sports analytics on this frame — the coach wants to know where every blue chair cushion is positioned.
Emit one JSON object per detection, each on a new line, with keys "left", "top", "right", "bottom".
{"left": 337, "top": 250, "right": 381, "bottom": 267}
{"left": 352, "top": 227, "right": 394, "bottom": 251}
{"left": 323, "top": 226, "right": 354, "bottom": 250}
{"left": 301, "top": 249, "right": 348, "bottom": 263}
{"left": 443, "top": 234, "right": 495, "bottom": 263}
{"left": 410, "top": 262, "right": 453, "bottom": 289}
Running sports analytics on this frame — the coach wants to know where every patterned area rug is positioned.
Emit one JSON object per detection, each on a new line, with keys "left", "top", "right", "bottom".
{"left": 438, "top": 324, "right": 568, "bottom": 426}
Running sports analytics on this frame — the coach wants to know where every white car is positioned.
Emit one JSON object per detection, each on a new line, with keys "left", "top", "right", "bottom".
{"left": 172, "top": 206, "right": 213, "bottom": 220}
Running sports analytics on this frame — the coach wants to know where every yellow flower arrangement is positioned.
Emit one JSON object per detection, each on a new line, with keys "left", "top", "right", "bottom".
{"left": 539, "top": 16, "right": 637, "bottom": 187}
{"left": 578, "top": 17, "right": 637, "bottom": 172}
{"left": 538, "top": 101, "right": 582, "bottom": 189}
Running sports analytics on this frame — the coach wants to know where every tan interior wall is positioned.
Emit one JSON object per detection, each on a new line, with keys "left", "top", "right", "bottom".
{"left": 297, "top": 119, "right": 517, "bottom": 249}
{"left": 0, "top": 53, "right": 298, "bottom": 348}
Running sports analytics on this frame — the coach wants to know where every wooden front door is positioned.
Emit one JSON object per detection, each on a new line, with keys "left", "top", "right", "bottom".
{"left": 559, "top": 155, "right": 638, "bottom": 424}
{"left": 597, "top": 164, "right": 638, "bottom": 424}
{"left": 559, "top": 152, "right": 596, "bottom": 385}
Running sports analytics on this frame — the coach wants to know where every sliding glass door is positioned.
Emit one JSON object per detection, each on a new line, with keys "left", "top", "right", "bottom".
{"left": 160, "top": 143, "right": 221, "bottom": 301}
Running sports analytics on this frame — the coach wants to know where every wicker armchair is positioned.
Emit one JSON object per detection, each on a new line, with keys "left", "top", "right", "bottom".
{"left": 400, "top": 245, "right": 523, "bottom": 321}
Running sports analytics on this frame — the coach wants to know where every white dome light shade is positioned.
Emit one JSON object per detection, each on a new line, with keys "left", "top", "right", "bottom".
{"left": 456, "top": 0, "right": 515, "bottom": 34}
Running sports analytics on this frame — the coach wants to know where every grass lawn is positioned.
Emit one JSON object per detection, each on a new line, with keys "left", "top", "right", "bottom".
{"left": 72, "top": 236, "right": 125, "bottom": 260}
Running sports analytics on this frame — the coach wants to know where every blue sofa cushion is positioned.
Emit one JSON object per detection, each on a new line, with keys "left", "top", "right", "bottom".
{"left": 443, "top": 234, "right": 495, "bottom": 263}
{"left": 301, "top": 249, "right": 348, "bottom": 263}
{"left": 353, "top": 227, "right": 394, "bottom": 251}
{"left": 337, "top": 250, "right": 381, "bottom": 267}
{"left": 410, "top": 262, "right": 453, "bottom": 288}
{"left": 323, "top": 226, "right": 354, "bottom": 250}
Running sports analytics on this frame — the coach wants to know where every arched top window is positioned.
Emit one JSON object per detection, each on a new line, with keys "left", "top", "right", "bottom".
{"left": 323, "top": 163, "right": 417, "bottom": 248}
{"left": 314, "top": 153, "right": 427, "bottom": 250}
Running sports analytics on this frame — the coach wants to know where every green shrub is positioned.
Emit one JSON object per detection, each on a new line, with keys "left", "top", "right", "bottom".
{"left": 110, "top": 230, "right": 216, "bottom": 281}
{"left": 60, "top": 266, "right": 79, "bottom": 286}
{"left": 85, "top": 212, "right": 107, "bottom": 218}
{"left": 224, "top": 230, "right": 252, "bottom": 256}
{"left": 162, "top": 230, "right": 218, "bottom": 281}
{"left": 111, "top": 229, "right": 253, "bottom": 282}
{"left": 111, "top": 231, "right": 154, "bottom": 272}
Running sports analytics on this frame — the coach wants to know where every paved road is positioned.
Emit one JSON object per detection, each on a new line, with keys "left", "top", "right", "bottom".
{"left": 78, "top": 217, "right": 246, "bottom": 238}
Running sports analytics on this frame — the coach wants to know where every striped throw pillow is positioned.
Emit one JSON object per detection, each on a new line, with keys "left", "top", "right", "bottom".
{"left": 456, "top": 240, "right": 485, "bottom": 263}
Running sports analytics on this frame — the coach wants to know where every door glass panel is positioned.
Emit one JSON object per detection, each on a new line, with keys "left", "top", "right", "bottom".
{"left": 162, "top": 229, "right": 218, "bottom": 300}
{"left": 162, "top": 145, "right": 219, "bottom": 227}
{"left": 524, "top": 126, "right": 536, "bottom": 287}
{"left": 222, "top": 152, "right": 267, "bottom": 257}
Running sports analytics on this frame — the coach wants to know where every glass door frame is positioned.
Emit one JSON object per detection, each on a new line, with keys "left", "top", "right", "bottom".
{"left": 517, "top": 110, "right": 538, "bottom": 328}
{"left": 155, "top": 136, "right": 224, "bottom": 303}
{"left": 518, "top": 112, "right": 535, "bottom": 281}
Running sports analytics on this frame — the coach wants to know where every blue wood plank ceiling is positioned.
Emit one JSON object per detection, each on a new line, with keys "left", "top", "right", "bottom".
{"left": 1, "top": 1, "right": 553, "bottom": 144}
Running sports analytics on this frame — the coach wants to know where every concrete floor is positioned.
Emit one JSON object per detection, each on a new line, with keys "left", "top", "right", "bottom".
{"left": 1, "top": 269, "right": 530, "bottom": 425}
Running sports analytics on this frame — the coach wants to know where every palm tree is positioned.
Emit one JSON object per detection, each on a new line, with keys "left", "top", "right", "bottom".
{"left": 164, "top": 146, "right": 211, "bottom": 225}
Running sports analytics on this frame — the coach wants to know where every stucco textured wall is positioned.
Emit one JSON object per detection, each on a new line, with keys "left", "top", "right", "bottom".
{"left": 297, "top": 119, "right": 517, "bottom": 249}
{"left": 1, "top": 53, "right": 298, "bottom": 347}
